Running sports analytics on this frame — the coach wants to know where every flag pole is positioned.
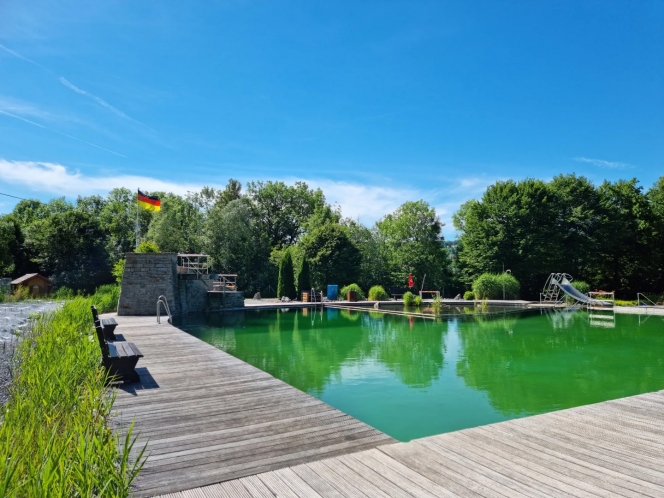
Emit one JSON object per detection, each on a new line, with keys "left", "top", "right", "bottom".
{"left": 135, "top": 188, "right": 139, "bottom": 249}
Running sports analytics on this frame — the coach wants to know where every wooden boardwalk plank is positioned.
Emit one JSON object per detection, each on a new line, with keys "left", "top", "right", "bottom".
{"left": 107, "top": 314, "right": 394, "bottom": 497}
{"left": 111, "top": 314, "right": 664, "bottom": 498}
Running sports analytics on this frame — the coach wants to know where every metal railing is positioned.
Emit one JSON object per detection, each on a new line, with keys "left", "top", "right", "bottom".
{"left": 637, "top": 293, "right": 659, "bottom": 307}
{"left": 212, "top": 274, "right": 238, "bottom": 295}
{"left": 156, "top": 295, "right": 172, "bottom": 324}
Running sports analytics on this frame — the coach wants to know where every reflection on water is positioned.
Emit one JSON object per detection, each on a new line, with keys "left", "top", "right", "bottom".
{"left": 175, "top": 308, "right": 664, "bottom": 441}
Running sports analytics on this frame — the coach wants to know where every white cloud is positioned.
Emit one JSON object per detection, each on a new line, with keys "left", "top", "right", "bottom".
{"left": 573, "top": 156, "right": 633, "bottom": 169}
{"left": 0, "top": 160, "right": 202, "bottom": 196}
{"left": 0, "top": 159, "right": 495, "bottom": 239}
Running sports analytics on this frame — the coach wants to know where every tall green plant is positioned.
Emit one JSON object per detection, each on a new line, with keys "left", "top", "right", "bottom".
{"left": 296, "top": 255, "right": 311, "bottom": 295}
{"left": 277, "top": 250, "right": 296, "bottom": 299}
{"left": 0, "top": 292, "right": 144, "bottom": 496}
{"left": 368, "top": 285, "right": 389, "bottom": 301}
{"left": 472, "top": 273, "right": 520, "bottom": 300}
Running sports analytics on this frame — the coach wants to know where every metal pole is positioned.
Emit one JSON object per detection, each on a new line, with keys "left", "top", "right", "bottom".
{"left": 502, "top": 264, "right": 505, "bottom": 300}
{"left": 135, "top": 188, "right": 139, "bottom": 249}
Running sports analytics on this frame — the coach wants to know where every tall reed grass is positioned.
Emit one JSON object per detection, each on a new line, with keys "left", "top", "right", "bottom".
{"left": 0, "top": 287, "right": 143, "bottom": 496}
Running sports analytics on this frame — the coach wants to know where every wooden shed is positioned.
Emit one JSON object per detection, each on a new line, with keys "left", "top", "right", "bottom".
{"left": 11, "top": 273, "right": 54, "bottom": 297}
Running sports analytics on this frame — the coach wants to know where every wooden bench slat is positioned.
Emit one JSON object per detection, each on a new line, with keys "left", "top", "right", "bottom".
{"left": 128, "top": 342, "right": 144, "bottom": 357}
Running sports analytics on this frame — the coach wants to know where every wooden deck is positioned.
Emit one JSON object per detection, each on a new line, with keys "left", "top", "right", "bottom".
{"left": 109, "top": 315, "right": 394, "bottom": 497}
{"left": 158, "top": 389, "right": 664, "bottom": 497}
{"left": 110, "top": 314, "right": 664, "bottom": 498}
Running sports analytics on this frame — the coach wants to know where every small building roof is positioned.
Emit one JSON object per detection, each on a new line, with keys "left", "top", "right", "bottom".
{"left": 11, "top": 273, "right": 54, "bottom": 285}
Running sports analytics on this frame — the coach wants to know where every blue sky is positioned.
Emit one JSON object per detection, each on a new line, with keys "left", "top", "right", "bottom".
{"left": 1, "top": 0, "right": 662, "bottom": 237}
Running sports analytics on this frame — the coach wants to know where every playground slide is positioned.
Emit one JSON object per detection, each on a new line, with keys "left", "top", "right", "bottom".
{"left": 555, "top": 276, "right": 612, "bottom": 306}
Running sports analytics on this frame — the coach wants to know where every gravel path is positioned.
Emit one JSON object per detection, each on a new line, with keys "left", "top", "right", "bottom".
{"left": 0, "top": 301, "right": 63, "bottom": 405}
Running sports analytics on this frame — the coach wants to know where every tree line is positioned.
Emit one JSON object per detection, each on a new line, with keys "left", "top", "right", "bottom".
{"left": 454, "top": 174, "right": 664, "bottom": 299}
{"left": 0, "top": 180, "right": 451, "bottom": 295}
{"left": 1, "top": 174, "right": 662, "bottom": 299}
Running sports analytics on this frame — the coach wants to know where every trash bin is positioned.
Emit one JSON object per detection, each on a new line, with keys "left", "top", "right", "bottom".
{"left": 347, "top": 290, "right": 357, "bottom": 302}
{"left": 327, "top": 285, "right": 338, "bottom": 300}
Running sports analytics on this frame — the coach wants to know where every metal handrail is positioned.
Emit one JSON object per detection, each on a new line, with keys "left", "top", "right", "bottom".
{"left": 637, "top": 293, "right": 659, "bottom": 307}
{"left": 156, "top": 295, "right": 172, "bottom": 324}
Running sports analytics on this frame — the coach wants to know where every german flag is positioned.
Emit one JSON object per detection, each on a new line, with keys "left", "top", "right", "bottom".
{"left": 137, "top": 190, "right": 161, "bottom": 212}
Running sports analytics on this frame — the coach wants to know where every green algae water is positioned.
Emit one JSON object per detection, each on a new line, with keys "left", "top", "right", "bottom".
{"left": 174, "top": 308, "right": 664, "bottom": 442}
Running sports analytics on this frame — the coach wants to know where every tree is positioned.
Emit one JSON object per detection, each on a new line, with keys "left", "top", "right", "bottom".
{"left": 277, "top": 249, "right": 296, "bottom": 299}
{"left": 147, "top": 193, "right": 204, "bottom": 253}
{"left": 0, "top": 216, "right": 17, "bottom": 275}
{"left": 343, "top": 219, "right": 390, "bottom": 291}
{"left": 246, "top": 181, "right": 326, "bottom": 247}
{"left": 595, "top": 179, "right": 657, "bottom": 296}
{"left": 453, "top": 180, "right": 562, "bottom": 298}
{"left": 205, "top": 199, "right": 272, "bottom": 295}
{"left": 647, "top": 176, "right": 664, "bottom": 292}
{"left": 299, "top": 223, "right": 361, "bottom": 289}
{"left": 377, "top": 200, "right": 449, "bottom": 291}
{"left": 296, "top": 254, "right": 311, "bottom": 295}
{"left": 26, "top": 209, "right": 112, "bottom": 292}
{"left": 99, "top": 188, "right": 153, "bottom": 261}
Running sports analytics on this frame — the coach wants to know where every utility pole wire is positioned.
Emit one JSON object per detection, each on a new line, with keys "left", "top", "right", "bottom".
{"left": 0, "top": 192, "right": 27, "bottom": 200}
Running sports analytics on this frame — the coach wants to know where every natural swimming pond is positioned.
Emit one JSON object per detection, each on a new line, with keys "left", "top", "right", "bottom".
{"left": 174, "top": 307, "right": 664, "bottom": 442}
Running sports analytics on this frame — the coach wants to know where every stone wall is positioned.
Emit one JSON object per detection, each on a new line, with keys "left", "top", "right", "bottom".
{"left": 119, "top": 253, "right": 245, "bottom": 316}
{"left": 118, "top": 253, "right": 180, "bottom": 316}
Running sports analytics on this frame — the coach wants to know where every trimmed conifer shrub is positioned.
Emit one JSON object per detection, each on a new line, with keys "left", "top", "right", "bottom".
{"left": 296, "top": 255, "right": 311, "bottom": 296}
{"left": 277, "top": 250, "right": 296, "bottom": 299}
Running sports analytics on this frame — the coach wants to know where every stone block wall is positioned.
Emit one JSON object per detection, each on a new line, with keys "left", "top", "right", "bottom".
{"left": 118, "top": 253, "right": 180, "bottom": 316}
{"left": 118, "top": 252, "right": 245, "bottom": 316}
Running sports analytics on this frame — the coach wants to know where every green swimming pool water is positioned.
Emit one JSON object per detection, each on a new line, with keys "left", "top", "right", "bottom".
{"left": 174, "top": 308, "right": 664, "bottom": 442}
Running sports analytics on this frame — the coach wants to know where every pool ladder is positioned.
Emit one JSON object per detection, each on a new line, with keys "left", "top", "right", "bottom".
{"left": 157, "top": 295, "right": 172, "bottom": 324}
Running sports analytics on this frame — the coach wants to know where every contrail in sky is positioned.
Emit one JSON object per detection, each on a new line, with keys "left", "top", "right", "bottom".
{"left": 59, "top": 77, "right": 134, "bottom": 121}
{"left": 0, "top": 109, "right": 128, "bottom": 158}
{"left": 0, "top": 43, "right": 137, "bottom": 123}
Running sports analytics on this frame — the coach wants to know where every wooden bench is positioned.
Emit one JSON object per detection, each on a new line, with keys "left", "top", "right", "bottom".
{"left": 91, "top": 306, "right": 143, "bottom": 384}
{"left": 91, "top": 305, "right": 118, "bottom": 340}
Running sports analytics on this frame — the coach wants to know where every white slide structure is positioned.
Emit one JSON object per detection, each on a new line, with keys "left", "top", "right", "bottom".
{"left": 541, "top": 273, "right": 612, "bottom": 307}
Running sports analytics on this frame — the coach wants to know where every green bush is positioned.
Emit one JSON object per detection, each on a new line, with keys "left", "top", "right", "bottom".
{"left": 0, "top": 291, "right": 144, "bottom": 496}
{"left": 472, "top": 273, "right": 520, "bottom": 300}
{"left": 463, "top": 291, "right": 475, "bottom": 300}
{"left": 340, "top": 283, "right": 365, "bottom": 300}
{"left": 571, "top": 280, "right": 590, "bottom": 295}
{"left": 403, "top": 291, "right": 415, "bottom": 306}
{"left": 135, "top": 241, "right": 159, "bottom": 253}
{"left": 368, "top": 285, "right": 389, "bottom": 301}
{"left": 52, "top": 286, "right": 76, "bottom": 300}
{"left": 92, "top": 284, "right": 121, "bottom": 313}
{"left": 113, "top": 259, "right": 126, "bottom": 284}
{"left": 414, "top": 295, "right": 423, "bottom": 307}
{"left": 615, "top": 300, "right": 637, "bottom": 306}
{"left": 431, "top": 295, "right": 442, "bottom": 313}
{"left": 8, "top": 285, "right": 32, "bottom": 302}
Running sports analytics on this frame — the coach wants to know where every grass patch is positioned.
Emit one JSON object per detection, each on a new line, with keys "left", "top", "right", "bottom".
{"left": 0, "top": 287, "right": 143, "bottom": 496}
